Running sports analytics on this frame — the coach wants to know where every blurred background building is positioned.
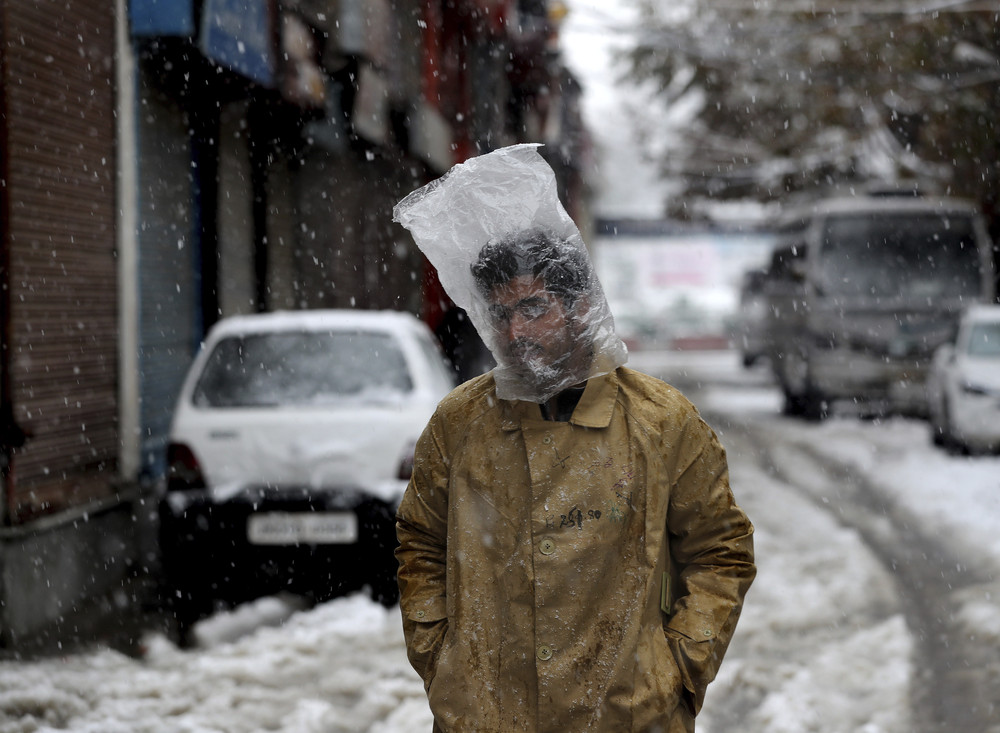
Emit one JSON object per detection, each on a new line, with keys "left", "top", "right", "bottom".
{"left": 0, "top": 0, "right": 590, "bottom": 648}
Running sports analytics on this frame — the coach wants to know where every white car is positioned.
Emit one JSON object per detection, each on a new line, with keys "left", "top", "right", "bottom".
{"left": 927, "top": 304, "right": 1000, "bottom": 453}
{"left": 158, "top": 310, "right": 455, "bottom": 631}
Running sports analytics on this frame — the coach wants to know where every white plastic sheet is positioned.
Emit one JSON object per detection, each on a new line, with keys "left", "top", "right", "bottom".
{"left": 393, "top": 144, "right": 627, "bottom": 403}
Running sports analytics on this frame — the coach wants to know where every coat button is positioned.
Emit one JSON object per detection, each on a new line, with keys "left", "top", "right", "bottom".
{"left": 542, "top": 435, "right": 552, "bottom": 444}
{"left": 536, "top": 644, "right": 553, "bottom": 661}
{"left": 539, "top": 539, "right": 555, "bottom": 555}
{"left": 416, "top": 610, "right": 425, "bottom": 619}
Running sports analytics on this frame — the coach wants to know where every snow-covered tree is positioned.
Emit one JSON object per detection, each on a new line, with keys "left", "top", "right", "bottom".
{"left": 621, "top": 0, "right": 1000, "bottom": 227}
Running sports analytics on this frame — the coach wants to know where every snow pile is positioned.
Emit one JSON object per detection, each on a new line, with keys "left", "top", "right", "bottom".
{"left": 0, "top": 595, "right": 432, "bottom": 733}
{"left": 745, "top": 616, "right": 911, "bottom": 733}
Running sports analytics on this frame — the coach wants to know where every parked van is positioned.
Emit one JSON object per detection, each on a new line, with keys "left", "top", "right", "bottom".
{"left": 762, "top": 194, "right": 995, "bottom": 419}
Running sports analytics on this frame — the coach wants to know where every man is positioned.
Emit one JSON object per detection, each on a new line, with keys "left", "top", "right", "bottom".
{"left": 394, "top": 225, "right": 756, "bottom": 732}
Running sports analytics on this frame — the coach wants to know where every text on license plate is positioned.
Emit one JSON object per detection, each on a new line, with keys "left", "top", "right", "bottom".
{"left": 247, "top": 512, "right": 358, "bottom": 545}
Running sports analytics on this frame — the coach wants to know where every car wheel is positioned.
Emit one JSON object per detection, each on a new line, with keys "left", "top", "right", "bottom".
{"left": 783, "top": 386, "right": 829, "bottom": 420}
{"left": 368, "top": 562, "right": 400, "bottom": 608}
{"left": 781, "top": 386, "right": 804, "bottom": 417}
{"left": 928, "top": 396, "right": 946, "bottom": 446}
{"left": 800, "top": 388, "right": 829, "bottom": 421}
{"left": 780, "top": 359, "right": 828, "bottom": 421}
{"left": 160, "top": 580, "right": 214, "bottom": 646}
{"left": 938, "top": 398, "right": 968, "bottom": 455}
{"left": 369, "top": 581, "right": 400, "bottom": 608}
{"left": 157, "top": 531, "right": 214, "bottom": 643}
{"left": 779, "top": 349, "right": 828, "bottom": 420}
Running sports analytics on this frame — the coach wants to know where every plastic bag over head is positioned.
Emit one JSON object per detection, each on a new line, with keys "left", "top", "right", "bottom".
{"left": 393, "top": 144, "right": 627, "bottom": 403}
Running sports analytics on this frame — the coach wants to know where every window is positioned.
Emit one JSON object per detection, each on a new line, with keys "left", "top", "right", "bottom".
{"left": 818, "top": 213, "right": 981, "bottom": 299}
{"left": 193, "top": 330, "right": 413, "bottom": 407}
{"left": 966, "top": 322, "right": 1000, "bottom": 357}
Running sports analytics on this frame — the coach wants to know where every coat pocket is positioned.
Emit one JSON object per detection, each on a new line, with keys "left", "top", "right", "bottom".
{"left": 403, "top": 597, "right": 449, "bottom": 686}
{"left": 663, "top": 608, "right": 718, "bottom": 716}
{"left": 627, "top": 624, "right": 685, "bottom": 732}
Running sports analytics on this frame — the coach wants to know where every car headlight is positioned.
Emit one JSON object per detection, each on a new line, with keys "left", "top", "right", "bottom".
{"left": 960, "top": 381, "right": 995, "bottom": 397}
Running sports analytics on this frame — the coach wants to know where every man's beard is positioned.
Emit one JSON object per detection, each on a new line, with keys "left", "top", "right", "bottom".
{"left": 507, "top": 339, "right": 584, "bottom": 393}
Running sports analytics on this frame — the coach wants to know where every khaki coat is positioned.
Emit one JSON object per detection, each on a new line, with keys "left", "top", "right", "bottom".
{"left": 396, "top": 367, "right": 755, "bottom": 732}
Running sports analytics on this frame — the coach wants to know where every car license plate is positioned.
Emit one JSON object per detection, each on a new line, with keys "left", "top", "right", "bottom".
{"left": 247, "top": 512, "right": 358, "bottom": 545}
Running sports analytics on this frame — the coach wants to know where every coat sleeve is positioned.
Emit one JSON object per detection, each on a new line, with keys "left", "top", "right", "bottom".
{"left": 663, "top": 412, "right": 756, "bottom": 715}
{"left": 395, "top": 411, "right": 451, "bottom": 689}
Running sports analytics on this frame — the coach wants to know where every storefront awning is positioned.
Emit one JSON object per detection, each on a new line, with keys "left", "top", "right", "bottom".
{"left": 130, "top": 0, "right": 196, "bottom": 36}
{"left": 199, "top": 0, "right": 276, "bottom": 87}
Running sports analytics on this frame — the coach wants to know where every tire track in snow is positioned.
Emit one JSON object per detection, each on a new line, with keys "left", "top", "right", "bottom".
{"left": 719, "top": 413, "right": 999, "bottom": 733}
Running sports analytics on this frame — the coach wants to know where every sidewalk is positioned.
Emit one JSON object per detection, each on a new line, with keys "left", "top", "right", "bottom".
{"left": 0, "top": 567, "right": 171, "bottom": 661}
{"left": 0, "top": 488, "right": 175, "bottom": 660}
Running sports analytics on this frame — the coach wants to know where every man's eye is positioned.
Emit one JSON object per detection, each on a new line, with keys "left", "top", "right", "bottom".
{"left": 517, "top": 302, "right": 550, "bottom": 319}
{"left": 489, "top": 305, "right": 512, "bottom": 324}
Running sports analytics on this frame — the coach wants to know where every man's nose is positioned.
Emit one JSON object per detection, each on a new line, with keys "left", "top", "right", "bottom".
{"left": 505, "top": 311, "right": 530, "bottom": 341}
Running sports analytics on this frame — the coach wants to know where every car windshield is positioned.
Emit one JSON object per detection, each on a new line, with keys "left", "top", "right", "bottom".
{"left": 966, "top": 322, "right": 1000, "bottom": 357}
{"left": 817, "top": 213, "right": 982, "bottom": 299}
{"left": 192, "top": 330, "right": 413, "bottom": 407}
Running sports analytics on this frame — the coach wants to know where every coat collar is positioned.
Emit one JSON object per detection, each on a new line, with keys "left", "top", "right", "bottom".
{"left": 499, "top": 369, "right": 620, "bottom": 431}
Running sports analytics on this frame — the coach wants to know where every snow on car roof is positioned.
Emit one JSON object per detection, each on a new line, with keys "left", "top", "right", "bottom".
{"left": 205, "top": 309, "right": 426, "bottom": 340}
{"left": 964, "top": 304, "right": 1000, "bottom": 323}
{"left": 787, "top": 195, "right": 983, "bottom": 219}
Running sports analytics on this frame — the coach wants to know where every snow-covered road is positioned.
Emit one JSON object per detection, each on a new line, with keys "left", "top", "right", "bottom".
{"left": 639, "top": 350, "right": 1000, "bottom": 733}
{"left": 1, "top": 350, "right": 997, "bottom": 732}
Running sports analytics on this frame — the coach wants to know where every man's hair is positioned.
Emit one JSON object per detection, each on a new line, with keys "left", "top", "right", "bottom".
{"left": 471, "top": 229, "right": 591, "bottom": 303}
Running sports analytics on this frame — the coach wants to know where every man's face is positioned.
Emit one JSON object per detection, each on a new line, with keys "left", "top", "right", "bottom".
{"left": 487, "top": 275, "right": 590, "bottom": 390}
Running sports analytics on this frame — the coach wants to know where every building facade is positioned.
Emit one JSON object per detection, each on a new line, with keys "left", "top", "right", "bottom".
{"left": 0, "top": 0, "right": 590, "bottom": 648}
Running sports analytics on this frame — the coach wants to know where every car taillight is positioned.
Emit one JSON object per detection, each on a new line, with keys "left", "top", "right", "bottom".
{"left": 166, "top": 442, "right": 206, "bottom": 492}
{"left": 397, "top": 441, "right": 416, "bottom": 481}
